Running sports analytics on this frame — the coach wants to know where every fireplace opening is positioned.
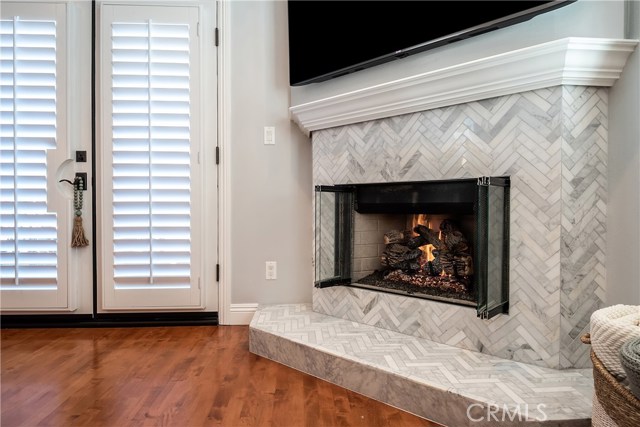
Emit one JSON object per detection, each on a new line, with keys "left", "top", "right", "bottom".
{"left": 315, "top": 177, "right": 510, "bottom": 319}
{"left": 355, "top": 213, "right": 476, "bottom": 306}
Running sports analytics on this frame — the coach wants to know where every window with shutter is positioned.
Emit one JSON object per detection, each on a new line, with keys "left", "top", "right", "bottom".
{"left": 100, "top": 5, "right": 202, "bottom": 309}
{"left": 1, "top": 2, "right": 74, "bottom": 310}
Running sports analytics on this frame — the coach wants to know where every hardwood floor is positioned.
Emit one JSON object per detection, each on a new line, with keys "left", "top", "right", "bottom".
{"left": 1, "top": 325, "right": 440, "bottom": 427}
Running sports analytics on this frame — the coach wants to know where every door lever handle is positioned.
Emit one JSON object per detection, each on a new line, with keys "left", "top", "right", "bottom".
{"left": 59, "top": 173, "right": 87, "bottom": 190}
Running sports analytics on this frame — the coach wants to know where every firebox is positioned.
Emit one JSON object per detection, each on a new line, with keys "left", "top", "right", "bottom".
{"left": 315, "top": 177, "right": 510, "bottom": 319}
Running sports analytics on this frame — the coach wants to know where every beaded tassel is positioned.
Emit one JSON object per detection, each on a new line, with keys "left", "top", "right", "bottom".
{"left": 71, "top": 177, "right": 89, "bottom": 247}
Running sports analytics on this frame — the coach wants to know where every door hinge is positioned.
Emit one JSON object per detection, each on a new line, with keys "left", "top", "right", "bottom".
{"left": 478, "top": 176, "right": 490, "bottom": 186}
{"left": 215, "top": 27, "right": 219, "bottom": 46}
{"left": 215, "top": 146, "right": 220, "bottom": 165}
{"left": 198, "top": 277, "right": 201, "bottom": 289}
{"left": 197, "top": 22, "right": 200, "bottom": 37}
{"left": 216, "top": 264, "right": 220, "bottom": 282}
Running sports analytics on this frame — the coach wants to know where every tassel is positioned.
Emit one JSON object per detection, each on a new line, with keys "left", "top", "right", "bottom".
{"left": 71, "top": 177, "right": 89, "bottom": 247}
{"left": 71, "top": 215, "right": 89, "bottom": 247}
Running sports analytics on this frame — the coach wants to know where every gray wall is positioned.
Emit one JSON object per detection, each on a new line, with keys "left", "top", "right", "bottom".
{"left": 229, "top": 1, "right": 312, "bottom": 304}
{"left": 608, "top": 0, "right": 640, "bottom": 305}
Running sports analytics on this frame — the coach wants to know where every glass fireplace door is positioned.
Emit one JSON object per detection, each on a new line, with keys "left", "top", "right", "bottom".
{"left": 314, "top": 186, "right": 353, "bottom": 288}
{"left": 476, "top": 177, "right": 510, "bottom": 319}
{"left": 314, "top": 177, "right": 510, "bottom": 319}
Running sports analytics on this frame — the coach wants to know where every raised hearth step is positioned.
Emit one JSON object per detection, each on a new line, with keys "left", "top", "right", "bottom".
{"left": 249, "top": 303, "right": 593, "bottom": 427}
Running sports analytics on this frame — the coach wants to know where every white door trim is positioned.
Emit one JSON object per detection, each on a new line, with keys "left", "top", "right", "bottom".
{"left": 217, "top": 0, "right": 233, "bottom": 324}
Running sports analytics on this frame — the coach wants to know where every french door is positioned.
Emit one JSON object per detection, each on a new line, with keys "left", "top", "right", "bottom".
{"left": 1, "top": 1, "right": 217, "bottom": 314}
{"left": 0, "top": 2, "right": 77, "bottom": 310}
{"left": 98, "top": 3, "right": 214, "bottom": 311}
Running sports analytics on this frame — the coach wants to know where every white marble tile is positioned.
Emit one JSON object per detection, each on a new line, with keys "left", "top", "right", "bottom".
{"left": 312, "top": 86, "right": 608, "bottom": 369}
{"left": 250, "top": 303, "right": 593, "bottom": 426}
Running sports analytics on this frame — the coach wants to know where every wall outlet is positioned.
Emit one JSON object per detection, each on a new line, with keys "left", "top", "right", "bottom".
{"left": 265, "top": 261, "right": 277, "bottom": 280}
{"left": 264, "top": 126, "right": 275, "bottom": 145}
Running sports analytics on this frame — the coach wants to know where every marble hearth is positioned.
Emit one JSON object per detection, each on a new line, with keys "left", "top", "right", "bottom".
{"left": 250, "top": 304, "right": 593, "bottom": 426}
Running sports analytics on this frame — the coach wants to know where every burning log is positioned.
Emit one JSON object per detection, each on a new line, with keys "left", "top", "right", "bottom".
{"left": 383, "top": 230, "right": 409, "bottom": 245}
{"left": 380, "top": 219, "right": 473, "bottom": 284}
{"left": 436, "top": 219, "right": 473, "bottom": 277}
{"left": 406, "top": 235, "right": 428, "bottom": 249}
{"left": 439, "top": 253, "right": 473, "bottom": 277}
{"left": 381, "top": 242, "right": 422, "bottom": 272}
{"left": 413, "top": 224, "right": 443, "bottom": 249}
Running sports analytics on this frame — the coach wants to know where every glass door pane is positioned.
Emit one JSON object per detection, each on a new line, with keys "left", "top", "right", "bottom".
{"left": 476, "top": 177, "right": 510, "bottom": 319}
{"left": 315, "top": 186, "right": 353, "bottom": 288}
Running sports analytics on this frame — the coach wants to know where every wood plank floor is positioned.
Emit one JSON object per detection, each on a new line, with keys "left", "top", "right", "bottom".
{"left": 1, "top": 325, "right": 440, "bottom": 427}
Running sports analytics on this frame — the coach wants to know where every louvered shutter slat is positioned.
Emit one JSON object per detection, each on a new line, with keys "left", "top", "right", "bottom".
{"left": 111, "top": 20, "right": 192, "bottom": 289}
{"left": 0, "top": 17, "right": 58, "bottom": 288}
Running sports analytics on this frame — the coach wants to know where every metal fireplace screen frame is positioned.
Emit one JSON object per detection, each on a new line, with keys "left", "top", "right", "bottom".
{"left": 314, "top": 185, "right": 354, "bottom": 287}
{"left": 476, "top": 176, "right": 510, "bottom": 319}
{"left": 314, "top": 177, "right": 510, "bottom": 319}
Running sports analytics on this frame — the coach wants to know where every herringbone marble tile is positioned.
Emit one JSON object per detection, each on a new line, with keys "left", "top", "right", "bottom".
{"left": 311, "top": 86, "right": 608, "bottom": 369}
{"left": 559, "top": 86, "right": 608, "bottom": 368}
{"left": 250, "top": 304, "right": 593, "bottom": 426}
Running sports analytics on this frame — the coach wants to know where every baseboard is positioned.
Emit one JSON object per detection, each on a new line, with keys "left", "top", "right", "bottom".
{"left": 225, "top": 303, "right": 259, "bottom": 325}
{"left": 1, "top": 312, "right": 218, "bottom": 328}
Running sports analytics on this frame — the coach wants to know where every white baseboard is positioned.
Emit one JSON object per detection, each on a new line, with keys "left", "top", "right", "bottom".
{"left": 224, "top": 303, "right": 259, "bottom": 325}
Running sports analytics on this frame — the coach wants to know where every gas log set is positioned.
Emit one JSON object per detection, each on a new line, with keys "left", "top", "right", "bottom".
{"left": 358, "top": 219, "right": 476, "bottom": 303}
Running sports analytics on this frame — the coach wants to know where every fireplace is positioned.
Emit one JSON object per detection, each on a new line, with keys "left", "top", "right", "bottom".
{"left": 301, "top": 45, "right": 623, "bottom": 366}
{"left": 315, "top": 177, "right": 510, "bottom": 319}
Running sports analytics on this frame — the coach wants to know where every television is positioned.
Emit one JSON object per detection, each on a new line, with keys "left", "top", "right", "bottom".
{"left": 288, "top": 0, "right": 575, "bottom": 86}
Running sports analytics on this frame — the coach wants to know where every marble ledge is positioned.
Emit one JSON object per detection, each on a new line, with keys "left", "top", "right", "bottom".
{"left": 249, "top": 303, "right": 594, "bottom": 427}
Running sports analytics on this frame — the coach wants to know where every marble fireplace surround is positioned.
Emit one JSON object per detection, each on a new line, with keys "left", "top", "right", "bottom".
{"left": 291, "top": 38, "right": 638, "bottom": 370}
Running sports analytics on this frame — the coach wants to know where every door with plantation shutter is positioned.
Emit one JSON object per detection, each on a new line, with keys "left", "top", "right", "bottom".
{"left": 99, "top": 4, "right": 206, "bottom": 309}
{"left": 0, "top": 3, "right": 74, "bottom": 310}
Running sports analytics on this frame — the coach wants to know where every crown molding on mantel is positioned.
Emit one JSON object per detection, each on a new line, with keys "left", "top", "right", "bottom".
{"left": 290, "top": 37, "right": 638, "bottom": 136}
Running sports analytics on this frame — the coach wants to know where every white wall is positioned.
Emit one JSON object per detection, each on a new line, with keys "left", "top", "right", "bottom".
{"left": 608, "top": 0, "right": 640, "bottom": 305}
{"left": 228, "top": 1, "right": 312, "bottom": 306}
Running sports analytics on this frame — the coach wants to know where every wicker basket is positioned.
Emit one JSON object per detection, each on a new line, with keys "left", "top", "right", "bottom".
{"left": 620, "top": 337, "right": 640, "bottom": 399}
{"left": 592, "top": 392, "right": 619, "bottom": 427}
{"left": 582, "top": 333, "right": 640, "bottom": 427}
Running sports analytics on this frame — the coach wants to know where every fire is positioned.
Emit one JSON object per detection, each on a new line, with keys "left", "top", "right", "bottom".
{"left": 411, "top": 214, "right": 436, "bottom": 262}
{"left": 424, "top": 243, "right": 435, "bottom": 262}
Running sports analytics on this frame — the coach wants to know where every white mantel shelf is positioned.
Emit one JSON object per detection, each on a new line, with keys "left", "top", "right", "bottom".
{"left": 290, "top": 37, "right": 638, "bottom": 136}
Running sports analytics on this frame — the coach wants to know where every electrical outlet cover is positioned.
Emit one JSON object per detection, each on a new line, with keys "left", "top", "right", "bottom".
{"left": 265, "top": 261, "right": 277, "bottom": 280}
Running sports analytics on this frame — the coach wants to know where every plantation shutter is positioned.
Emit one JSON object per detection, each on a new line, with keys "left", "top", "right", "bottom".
{"left": 0, "top": 17, "right": 58, "bottom": 288}
{"left": 0, "top": 2, "right": 74, "bottom": 310}
{"left": 101, "top": 5, "right": 202, "bottom": 309}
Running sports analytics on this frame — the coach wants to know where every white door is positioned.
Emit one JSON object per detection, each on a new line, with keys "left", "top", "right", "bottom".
{"left": 98, "top": 3, "right": 216, "bottom": 310}
{"left": 1, "top": 3, "right": 75, "bottom": 310}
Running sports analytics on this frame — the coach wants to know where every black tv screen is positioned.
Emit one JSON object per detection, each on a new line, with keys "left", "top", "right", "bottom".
{"left": 288, "top": 1, "right": 575, "bottom": 86}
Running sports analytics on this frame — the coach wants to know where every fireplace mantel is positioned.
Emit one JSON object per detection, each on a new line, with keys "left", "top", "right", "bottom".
{"left": 290, "top": 37, "right": 638, "bottom": 136}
